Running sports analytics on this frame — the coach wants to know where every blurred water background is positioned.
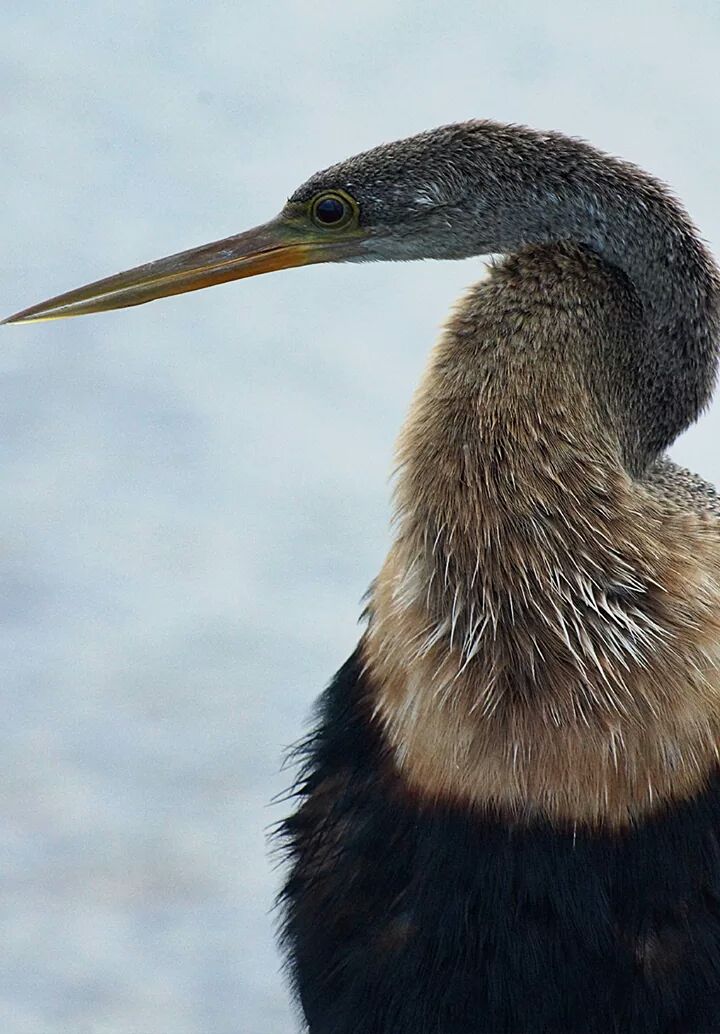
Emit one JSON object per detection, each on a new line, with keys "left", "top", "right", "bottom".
{"left": 1, "top": 2, "right": 719, "bottom": 1031}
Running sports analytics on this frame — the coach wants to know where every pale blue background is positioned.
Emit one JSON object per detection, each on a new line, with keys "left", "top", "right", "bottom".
{"left": 1, "top": 2, "right": 719, "bottom": 1032}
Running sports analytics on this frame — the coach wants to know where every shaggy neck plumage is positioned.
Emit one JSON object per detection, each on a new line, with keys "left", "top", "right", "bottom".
{"left": 349, "top": 125, "right": 720, "bottom": 824}
{"left": 366, "top": 244, "right": 720, "bottom": 825}
{"left": 389, "top": 245, "right": 651, "bottom": 697}
{"left": 382, "top": 130, "right": 720, "bottom": 648}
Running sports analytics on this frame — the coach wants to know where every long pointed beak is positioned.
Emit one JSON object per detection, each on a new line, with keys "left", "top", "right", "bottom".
{"left": 2, "top": 216, "right": 356, "bottom": 325}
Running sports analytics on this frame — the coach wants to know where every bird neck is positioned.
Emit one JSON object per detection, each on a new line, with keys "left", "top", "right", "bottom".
{"left": 568, "top": 188, "right": 719, "bottom": 470}
{"left": 364, "top": 244, "right": 720, "bottom": 827}
{"left": 389, "top": 244, "right": 637, "bottom": 646}
{"left": 450, "top": 133, "right": 720, "bottom": 471}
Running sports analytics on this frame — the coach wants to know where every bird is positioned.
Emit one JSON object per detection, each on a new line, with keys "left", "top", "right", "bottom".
{"left": 5, "top": 120, "right": 720, "bottom": 1033}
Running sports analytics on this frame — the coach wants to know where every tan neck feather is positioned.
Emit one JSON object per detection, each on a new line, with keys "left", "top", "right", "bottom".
{"left": 365, "top": 247, "right": 720, "bottom": 829}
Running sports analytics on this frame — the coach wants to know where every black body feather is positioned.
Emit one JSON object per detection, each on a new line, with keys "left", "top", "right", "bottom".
{"left": 281, "top": 650, "right": 720, "bottom": 1034}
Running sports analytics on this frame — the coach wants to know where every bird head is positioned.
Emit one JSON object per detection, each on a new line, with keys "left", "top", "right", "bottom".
{"left": 4, "top": 122, "right": 571, "bottom": 325}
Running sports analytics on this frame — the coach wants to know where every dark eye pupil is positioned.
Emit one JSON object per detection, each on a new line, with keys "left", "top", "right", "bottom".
{"left": 315, "top": 197, "right": 347, "bottom": 224}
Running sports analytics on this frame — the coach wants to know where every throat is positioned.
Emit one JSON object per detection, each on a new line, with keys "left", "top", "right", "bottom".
{"left": 387, "top": 247, "right": 636, "bottom": 681}
{"left": 364, "top": 248, "right": 720, "bottom": 828}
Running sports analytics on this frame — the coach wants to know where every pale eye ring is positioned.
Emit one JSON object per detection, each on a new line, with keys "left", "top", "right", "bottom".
{"left": 311, "top": 193, "right": 353, "bottom": 228}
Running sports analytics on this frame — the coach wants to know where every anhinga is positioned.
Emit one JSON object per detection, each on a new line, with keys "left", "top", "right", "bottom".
{"left": 5, "top": 121, "right": 720, "bottom": 1034}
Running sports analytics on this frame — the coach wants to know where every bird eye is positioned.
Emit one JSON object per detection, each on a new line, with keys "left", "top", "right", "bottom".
{"left": 311, "top": 193, "right": 353, "bottom": 228}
